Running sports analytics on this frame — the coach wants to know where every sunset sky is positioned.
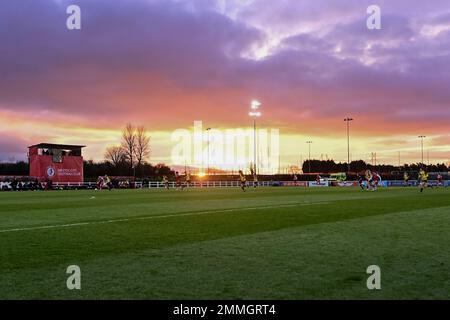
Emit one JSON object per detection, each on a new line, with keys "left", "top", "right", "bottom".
{"left": 1, "top": 0, "right": 449, "bottom": 168}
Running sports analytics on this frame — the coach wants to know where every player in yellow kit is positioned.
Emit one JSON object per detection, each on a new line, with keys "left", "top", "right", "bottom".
{"left": 239, "top": 170, "right": 247, "bottom": 192}
{"left": 104, "top": 175, "right": 112, "bottom": 191}
{"left": 418, "top": 169, "right": 429, "bottom": 193}
{"left": 403, "top": 172, "right": 410, "bottom": 187}
{"left": 162, "top": 175, "right": 169, "bottom": 190}
{"left": 253, "top": 173, "right": 258, "bottom": 188}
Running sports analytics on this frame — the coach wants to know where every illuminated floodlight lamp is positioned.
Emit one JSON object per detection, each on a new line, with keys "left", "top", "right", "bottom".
{"left": 251, "top": 100, "right": 262, "bottom": 110}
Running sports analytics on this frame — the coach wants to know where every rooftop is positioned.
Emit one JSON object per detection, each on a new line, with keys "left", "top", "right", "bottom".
{"left": 28, "top": 143, "right": 86, "bottom": 150}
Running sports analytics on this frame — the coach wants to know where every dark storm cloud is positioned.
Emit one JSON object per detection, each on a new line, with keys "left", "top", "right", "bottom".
{"left": 0, "top": 0, "right": 263, "bottom": 120}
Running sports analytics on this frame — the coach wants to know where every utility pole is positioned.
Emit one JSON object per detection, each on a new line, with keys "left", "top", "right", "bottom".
{"left": 344, "top": 117, "right": 354, "bottom": 173}
{"left": 249, "top": 100, "right": 262, "bottom": 175}
{"left": 300, "top": 154, "right": 303, "bottom": 173}
{"left": 418, "top": 135, "right": 426, "bottom": 164}
{"left": 307, "top": 141, "right": 313, "bottom": 173}
{"left": 206, "top": 127, "right": 211, "bottom": 175}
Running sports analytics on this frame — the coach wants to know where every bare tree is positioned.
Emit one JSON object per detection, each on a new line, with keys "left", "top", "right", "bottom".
{"left": 105, "top": 146, "right": 126, "bottom": 166}
{"left": 121, "top": 123, "right": 137, "bottom": 170}
{"left": 135, "top": 126, "right": 150, "bottom": 166}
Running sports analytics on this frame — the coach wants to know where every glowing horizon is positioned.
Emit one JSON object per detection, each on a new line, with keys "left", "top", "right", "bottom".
{"left": 1, "top": 0, "right": 449, "bottom": 168}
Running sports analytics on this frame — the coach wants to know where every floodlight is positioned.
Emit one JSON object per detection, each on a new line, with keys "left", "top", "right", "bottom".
{"left": 251, "top": 100, "right": 261, "bottom": 109}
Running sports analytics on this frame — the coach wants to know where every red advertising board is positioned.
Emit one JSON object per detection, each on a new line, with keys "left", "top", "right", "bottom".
{"left": 29, "top": 155, "right": 84, "bottom": 183}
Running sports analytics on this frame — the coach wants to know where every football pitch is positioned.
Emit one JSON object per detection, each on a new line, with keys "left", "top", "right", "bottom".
{"left": 0, "top": 187, "right": 449, "bottom": 300}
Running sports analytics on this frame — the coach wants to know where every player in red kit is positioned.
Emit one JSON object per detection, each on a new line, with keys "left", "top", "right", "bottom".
{"left": 316, "top": 175, "right": 321, "bottom": 185}
{"left": 372, "top": 171, "right": 381, "bottom": 191}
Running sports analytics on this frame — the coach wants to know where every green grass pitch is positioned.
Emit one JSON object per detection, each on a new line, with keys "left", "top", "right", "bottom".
{"left": 0, "top": 187, "right": 449, "bottom": 299}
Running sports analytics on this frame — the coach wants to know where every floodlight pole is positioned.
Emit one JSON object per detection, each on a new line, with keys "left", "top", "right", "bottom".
{"left": 206, "top": 127, "right": 211, "bottom": 175}
{"left": 254, "top": 119, "right": 257, "bottom": 174}
{"left": 344, "top": 117, "right": 354, "bottom": 173}
{"left": 418, "top": 135, "right": 426, "bottom": 164}
{"left": 306, "top": 141, "right": 313, "bottom": 173}
{"left": 249, "top": 100, "right": 261, "bottom": 175}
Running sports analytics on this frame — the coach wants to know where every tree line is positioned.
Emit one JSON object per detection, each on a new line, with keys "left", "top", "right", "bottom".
{"left": 2, "top": 159, "right": 447, "bottom": 180}
{"left": 302, "top": 159, "right": 449, "bottom": 174}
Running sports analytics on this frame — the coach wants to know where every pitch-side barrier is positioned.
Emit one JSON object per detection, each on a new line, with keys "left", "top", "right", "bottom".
{"left": 50, "top": 181, "right": 274, "bottom": 189}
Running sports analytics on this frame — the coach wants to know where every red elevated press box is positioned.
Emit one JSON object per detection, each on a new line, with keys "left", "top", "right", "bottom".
{"left": 28, "top": 143, "right": 85, "bottom": 183}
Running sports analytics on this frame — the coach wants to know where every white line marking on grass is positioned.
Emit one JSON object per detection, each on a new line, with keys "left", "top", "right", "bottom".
{"left": 0, "top": 201, "right": 329, "bottom": 234}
